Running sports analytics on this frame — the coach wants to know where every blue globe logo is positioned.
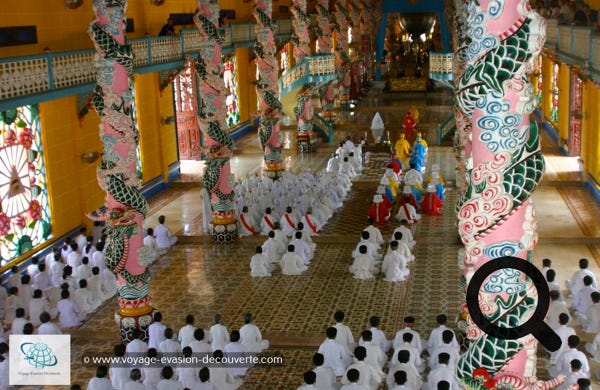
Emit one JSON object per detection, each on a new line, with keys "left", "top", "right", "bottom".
{"left": 20, "top": 342, "right": 58, "bottom": 368}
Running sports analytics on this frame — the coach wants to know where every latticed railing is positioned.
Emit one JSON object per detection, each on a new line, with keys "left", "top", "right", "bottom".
{"left": 429, "top": 52, "right": 454, "bottom": 81}
{"left": 278, "top": 54, "right": 336, "bottom": 96}
{"left": 437, "top": 113, "right": 456, "bottom": 145}
{"left": 0, "top": 19, "right": 293, "bottom": 106}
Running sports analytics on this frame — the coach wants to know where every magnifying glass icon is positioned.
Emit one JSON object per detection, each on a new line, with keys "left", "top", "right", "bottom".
{"left": 466, "top": 256, "right": 562, "bottom": 352}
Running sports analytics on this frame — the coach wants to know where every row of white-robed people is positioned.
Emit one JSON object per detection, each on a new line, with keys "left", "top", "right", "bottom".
{"left": 295, "top": 312, "right": 463, "bottom": 390}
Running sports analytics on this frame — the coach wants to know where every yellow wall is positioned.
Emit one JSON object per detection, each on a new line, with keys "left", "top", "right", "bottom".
{"left": 40, "top": 97, "right": 104, "bottom": 238}
{"left": 158, "top": 84, "right": 178, "bottom": 176}
{"left": 541, "top": 55, "right": 553, "bottom": 122}
{"left": 558, "top": 63, "right": 570, "bottom": 145}
{"left": 584, "top": 80, "right": 600, "bottom": 183}
{"left": 235, "top": 47, "right": 252, "bottom": 125}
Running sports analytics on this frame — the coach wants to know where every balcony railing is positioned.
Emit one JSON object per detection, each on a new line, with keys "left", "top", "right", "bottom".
{"left": 0, "top": 19, "right": 292, "bottom": 108}
{"left": 278, "top": 53, "right": 337, "bottom": 97}
{"left": 429, "top": 52, "right": 454, "bottom": 81}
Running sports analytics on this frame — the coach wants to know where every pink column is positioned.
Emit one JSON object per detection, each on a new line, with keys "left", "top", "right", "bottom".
{"left": 88, "top": 0, "right": 153, "bottom": 341}
{"left": 194, "top": 0, "right": 237, "bottom": 242}
{"left": 334, "top": 0, "right": 351, "bottom": 104}
{"left": 455, "top": 1, "right": 564, "bottom": 388}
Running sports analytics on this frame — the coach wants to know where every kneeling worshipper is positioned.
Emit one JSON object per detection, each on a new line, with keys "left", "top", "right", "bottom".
{"left": 301, "top": 209, "right": 323, "bottom": 236}
{"left": 395, "top": 195, "right": 421, "bottom": 225}
{"left": 349, "top": 245, "right": 378, "bottom": 280}
{"left": 280, "top": 245, "right": 309, "bottom": 275}
{"left": 427, "top": 164, "right": 446, "bottom": 201}
{"left": 380, "top": 175, "right": 396, "bottom": 203}
{"left": 280, "top": 206, "right": 298, "bottom": 237}
{"left": 353, "top": 230, "right": 382, "bottom": 262}
{"left": 260, "top": 207, "right": 277, "bottom": 235}
{"left": 394, "top": 133, "right": 411, "bottom": 160}
{"left": 381, "top": 241, "right": 410, "bottom": 282}
{"left": 290, "top": 231, "right": 314, "bottom": 265}
{"left": 368, "top": 195, "right": 390, "bottom": 225}
{"left": 421, "top": 185, "right": 444, "bottom": 216}
{"left": 398, "top": 185, "right": 418, "bottom": 210}
{"left": 238, "top": 206, "right": 259, "bottom": 237}
{"left": 376, "top": 185, "right": 394, "bottom": 209}
{"left": 250, "top": 246, "right": 272, "bottom": 277}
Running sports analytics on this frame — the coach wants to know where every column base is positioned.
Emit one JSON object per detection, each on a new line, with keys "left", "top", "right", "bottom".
{"left": 115, "top": 307, "right": 154, "bottom": 343}
{"left": 211, "top": 221, "right": 238, "bottom": 243}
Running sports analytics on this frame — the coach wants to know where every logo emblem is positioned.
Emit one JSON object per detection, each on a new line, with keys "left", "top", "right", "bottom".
{"left": 20, "top": 342, "right": 58, "bottom": 368}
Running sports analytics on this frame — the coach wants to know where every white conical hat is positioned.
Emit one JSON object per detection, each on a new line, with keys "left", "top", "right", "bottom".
{"left": 380, "top": 176, "right": 390, "bottom": 185}
{"left": 370, "top": 112, "right": 384, "bottom": 130}
{"left": 403, "top": 185, "right": 412, "bottom": 194}
{"left": 373, "top": 194, "right": 383, "bottom": 203}
{"left": 376, "top": 185, "right": 386, "bottom": 194}
{"left": 431, "top": 164, "right": 440, "bottom": 172}
{"left": 427, "top": 184, "right": 436, "bottom": 192}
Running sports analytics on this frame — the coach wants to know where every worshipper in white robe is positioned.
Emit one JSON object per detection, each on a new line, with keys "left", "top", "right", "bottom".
{"left": 391, "top": 335, "right": 424, "bottom": 374}
{"left": 0, "top": 285, "right": 7, "bottom": 320}
{"left": 157, "top": 366, "right": 184, "bottom": 390}
{"left": 209, "top": 350, "right": 242, "bottom": 390}
{"left": 239, "top": 313, "right": 269, "bottom": 353}
{"left": 550, "top": 313, "right": 577, "bottom": 365}
{"left": 250, "top": 246, "right": 273, "bottom": 277}
{"left": 123, "top": 369, "right": 146, "bottom": 390}
{"left": 566, "top": 258, "right": 597, "bottom": 297}
{"left": 201, "top": 187, "right": 213, "bottom": 234}
{"left": 339, "top": 157, "right": 357, "bottom": 179}
{"left": 238, "top": 206, "right": 259, "bottom": 237}
{"left": 280, "top": 245, "right": 309, "bottom": 275}
{"left": 209, "top": 314, "right": 230, "bottom": 352}
{"left": 110, "top": 344, "right": 130, "bottom": 390}
{"left": 154, "top": 215, "right": 177, "bottom": 250}
{"left": 74, "top": 279, "right": 95, "bottom": 318}
{"left": 76, "top": 257, "right": 93, "bottom": 282}
{"left": 10, "top": 308, "right": 28, "bottom": 335}
{"left": 349, "top": 245, "right": 377, "bottom": 280}
{"left": 280, "top": 206, "right": 298, "bottom": 237}
{"left": 333, "top": 311, "right": 356, "bottom": 354}
{"left": 358, "top": 316, "right": 391, "bottom": 353}
{"left": 585, "top": 332, "right": 600, "bottom": 361}
{"left": 87, "top": 366, "right": 113, "bottom": 390}
{"left": 57, "top": 289, "right": 82, "bottom": 328}
{"left": 290, "top": 231, "right": 314, "bottom": 265}
{"left": 26, "top": 257, "right": 40, "bottom": 279}
{"left": 393, "top": 220, "right": 416, "bottom": 250}
{"left": 395, "top": 195, "right": 421, "bottom": 224}
{"left": 262, "top": 230, "right": 287, "bottom": 264}
{"left": 582, "top": 291, "right": 600, "bottom": 333}
{"left": 426, "top": 314, "right": 458, "bottom": 354}
{"left": 143, "top": 349, "right": 162, "bottom": 390}
{"left": 424, "top": 353, "right": 461, "bottom": 390}
{"left": 127, "top": 329, "right": 149, "bottom": 355}
{"left": 33, "top": 264, "right": 52, "bottom": 291}
{"left": 311, "top": 353, "right": 336, "bottom": 390}
{"left": 29, "top": 289, "right": 53, "bottom": 327}
{"left": 381, "top": 241, "right": 410, "bottom": 282}
{"left": 260, "top": 207, "right": 277, "bottom": 235}
{"left": 547, "top": 290, "right": 570, "bottom": 330}
{"left": 386, "top": 350, "right": 423, "bottom": 390}
{"left": 91, "top": 243, "right": 106, "bottom": 272}
{"left": 363, "top": 218, "right": 384, "bottom": 250}
{"left": 573, "top": 275, "right": 598, "bottom": 319}
{"left": 18, "top": 275, "right": 33, "bottom": 316}
{"left": 352, "top": 231, "right": 382, "bottom": 262}
{"left": 177, "top": 347, "right": 199, "bottom": 389}
{"left": 50, "top": 256, "right": 66, "bottom": 287}
{"left": 318, "top": 327, "right": 352, "bottom": 377}
{"left": 546, "top": 269, "right": 566, "bottom": 302}
{"left": 224, "top": 330, "right": 250, "bottom": 377}
{"left": 403, "top": 163, "right": 423, "bottom": 187}
{"left": 370, "top": 112, "right": 385, "bottom": 143}
{"left": 298, "top": 370, "right": 318, "bottom": 390}
{"left": 178, "top": 314, "right": 198, "bottom": 349}
{"left": 359, "top": 330, "right": 386, "bottom": 375}
{"left": 326, "top": 153, "right": 340, "bottom": 173}
{"left": 82, "top": 238, "right": 97, "bottom": 260}
{"left": 67, "top": 243, "right": 82, "bottom": 269}
{"left": 393, "top": 316, "right": 424, "bottom": 354}
{"left": 87, "top": 267, "right": 104, "bottom": 309}
{"left": 193, "top": 367, "right": 215, "bottom": 390}
{"left": 143, "top": 228, "right": 160, "bottom": 261}
{"left": 101, "top": 268, "right": 118, "bottom": 298}
{"left": 295, "top": 223, "right": 317, "bottom": 253}
{"left": 159, "top": 328, "right": 181, "bottom": 353}
{"left": 341, "top": 347, "right": 382, "bottom": 390}
{"left": 74, "top": 227, "right": 88, "bottom": 254}
{"left": 0, "top": 343, "right": 7, "bottom": 390}
{"left": 556, "top": 360, "right": 588, "bottom": 390}
{"left": 4, "top": 287, "right": 21, "bottom": 324}
{"left": 37, "top": 312, "right": 62, "bottom": 335}
{"left": 550, "top": 335, "right": 590, "bottom": 378}
{"left": 189, "top": 328, "right": 212, "bottom": 354}
{"left": 388, "top": 232, "right": 415, "bottom": 262}
{"left": 301, "top": 210, "right": 323, "bottom": 236}
{"left": 148, "top": 312, "right": 167, "bottom": 350}
{"left": 428, "top": 330, "right": 460, "bottom": 370}
{"left": 336, "top": 142, "right": 346, "bottom": 161}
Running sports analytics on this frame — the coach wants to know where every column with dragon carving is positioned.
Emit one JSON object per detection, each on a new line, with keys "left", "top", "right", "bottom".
{"left": 88, "top": 0, "right": 153, "bottom": 341}
{"left": 334, "top": 0, "right": 352, "bottom": 106}
{"left": 347, "top": 0, "right": 361, "bottom": 97}
{"left": 194, "top": 0, "right": 237, "bottom": 242}
{"left": 316, "top": 0, "right": 336, "bottom": 121}
{"left": 254, "top": 0, "right": 284, "bottom": 179}
{"left": 290, "top": 0, "right": 315, "bottom": 152}
{"left": 455, "top": 1, "right": 565, "bottom": 389}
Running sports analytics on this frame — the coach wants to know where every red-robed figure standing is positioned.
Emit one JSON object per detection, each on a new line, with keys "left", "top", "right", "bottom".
{"left": 421, "top": 185, "right": 444, "bottom": 216}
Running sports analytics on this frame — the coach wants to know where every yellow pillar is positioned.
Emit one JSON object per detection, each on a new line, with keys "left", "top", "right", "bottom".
{"left": 557, "top": 63, "right": 570, "bottom": 146}
{"left": 584, "top": 80, "right": 600, "bottom": 183}
{"left": 541, "top": 54, "right": 553, "bottom": 122}
{"left": 235, "top": 47, "right": 251, "bottom": 125}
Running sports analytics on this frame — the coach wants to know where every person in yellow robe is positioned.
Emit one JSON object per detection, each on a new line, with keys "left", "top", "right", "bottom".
{"left": 394, "top": 133, "right": 411, "bottom": 160}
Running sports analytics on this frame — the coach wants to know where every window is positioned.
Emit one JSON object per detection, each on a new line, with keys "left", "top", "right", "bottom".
{"left": 224, "top": 57, "right": 240, "bottom": 128}
{"left": 0, "top": 105, "right": 52, "bottom": 264}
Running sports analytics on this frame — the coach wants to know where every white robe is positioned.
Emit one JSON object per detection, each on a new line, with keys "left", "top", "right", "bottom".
{"left": 566, "top": 269, "right": 597, "bottom": 296}
{"left": 318, "top": 339, "right": 352, "bottom": 376}
{"left": 381, "top": 251, "right": 409, "bottom": 282}
{"left": 148, "top": 321, "right": 167, "bottom": 350}
{"left": 154, "top": 223, "right": 177, "bottom": 249}
{"left": 178, "top": 324, "right": 197, "bottom": 349}
{"left": 224, "top": 341, "right": 249, "bottom": 376}
{"left": 341, "top": 360, "right": 382, "bottom": 390}
{"left": 38, "top": 322, "right": 62, "bottom": 335}
{"left": 87, "top": 377, "right": 113, "bottom": 390}
{"left": 209, "top": 323, "right": 230, "bottom": 352}
{"left": 424, "top": 364, "right": 462, "bottom": 390}
{"left": 349, "top": 254, "right": 377, "bottom": 280}
{"left": 393, "top": 328, "right": 424, "bottom": 354}
{"left": 57, "top": 298, "right": 81, "bottom": 328}
{"left": 250, "top": 254, "right": 272, "bottom": 277}
{"left": 392, "top": 225, "right": 416, "bottom": 250}
{"left": 334, "top": 322, "right": 356, "bottom": 354}
{"left": 395, "top": 203, "right": 421, "bottom": 224}
{"left": 240, "top": 323, "right": 269, "bottom": 353}
{"left": 262, "top": 238, "right": 286, "bottom": 263}
{"left": 280, "top": 213, "right": 297, "bottom": 236}
{"left": 238, "top": 212, "right": 258, "bottom": 237}
{"left": 364, "top": 226, "right": 384, "bottom": 248}
{"left": 260, "top": 215, "right": 277, "bottom": 235}
{"left": 29, "top": 297, "right": 52, "bottom": 327}
{"left": 289, "top": 238, "right": 313, "bottom": 265}
{"left": 313, "top": 365, "right": 336, "bottom": 390}
{"left": 280, "top": 253, "right": 308, "bottom": 275}
{"left": 209, "top": 367, "right": 242, "bottom": 390}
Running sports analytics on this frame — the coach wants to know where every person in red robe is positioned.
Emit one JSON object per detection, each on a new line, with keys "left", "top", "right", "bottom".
{"left": 368, "top": 195, "right": 390, "bottom": 225}
{"left": 376, "top": 185, "right": 394, "bottom": 209}
{"left": 402, "top": 110, "right": 417, "bottom": 141}
{"left": 398, "top": 186, "right": 418, "bottom": 209}
{"left": 421, "top": 185, "right": 444, "bottom": 215}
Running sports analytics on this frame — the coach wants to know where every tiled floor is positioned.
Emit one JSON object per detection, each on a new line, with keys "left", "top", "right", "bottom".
{"left": 56, "top": 91, "right": 600, "bottom": 388}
